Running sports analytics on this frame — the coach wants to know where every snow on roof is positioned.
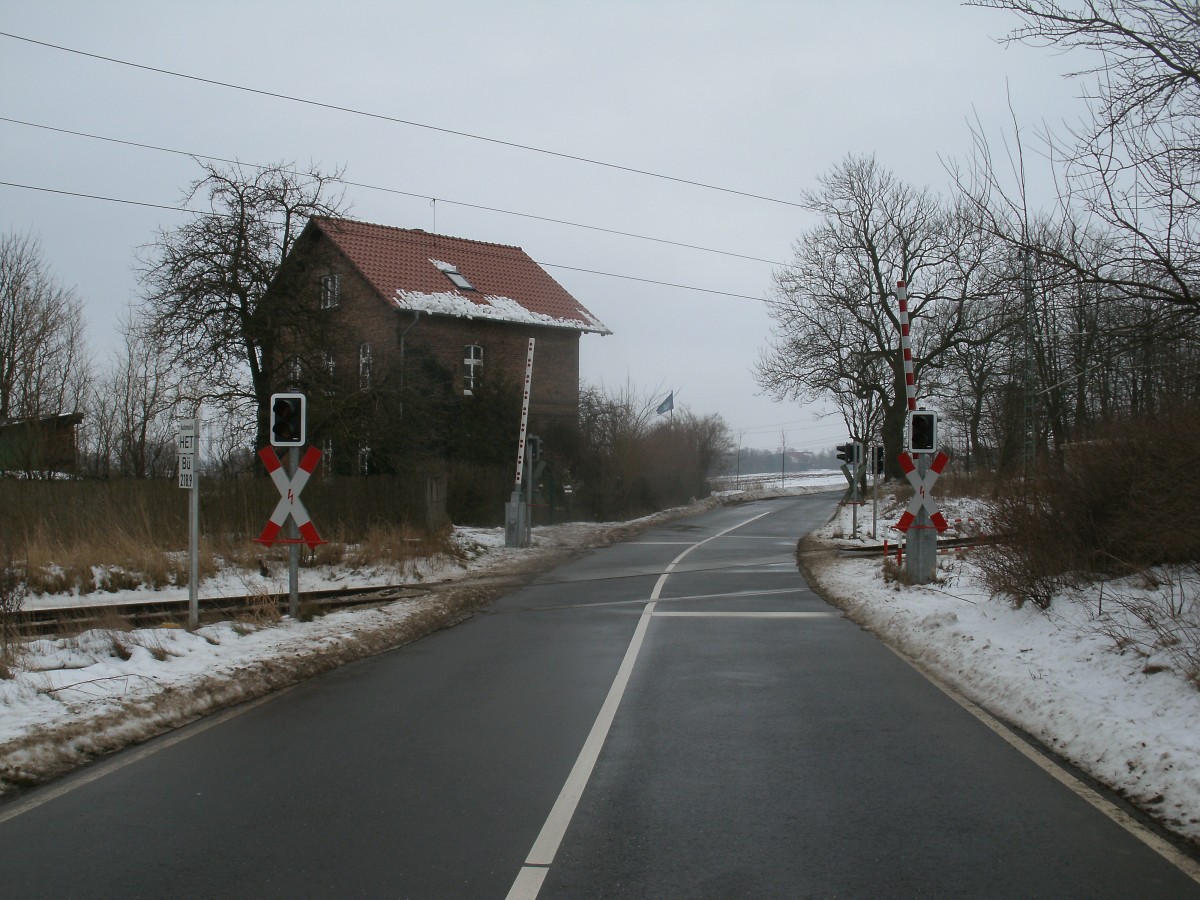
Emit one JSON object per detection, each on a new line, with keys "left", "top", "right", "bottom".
{"left": 392, "top": 289, "right": 610, "bottom": 331}
{"left": 310, "top": 217, "right": 610, "bottom": 334}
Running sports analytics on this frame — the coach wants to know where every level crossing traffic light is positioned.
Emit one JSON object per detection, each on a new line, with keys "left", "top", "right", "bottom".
{"left": 909, "top": 410, "right": 938, "bottom": 453}
{"left": 270, "top": 393, "right": 307, "bottom": 447}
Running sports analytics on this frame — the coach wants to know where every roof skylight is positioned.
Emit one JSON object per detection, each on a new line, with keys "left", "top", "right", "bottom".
{"left": 431, "top": 259, "right": 475, "bottom": 291}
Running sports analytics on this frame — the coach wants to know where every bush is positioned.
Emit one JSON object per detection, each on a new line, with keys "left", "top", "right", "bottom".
{"left": 978, "top": 403, "right": 1200, "bottom": 606}
{"left": 574, "top": 384, "right": 732, "bottom": 520}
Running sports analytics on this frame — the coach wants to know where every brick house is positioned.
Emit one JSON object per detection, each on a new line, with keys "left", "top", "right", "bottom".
{"left": 275, "top": 217, "right": 609, "bottom": 470}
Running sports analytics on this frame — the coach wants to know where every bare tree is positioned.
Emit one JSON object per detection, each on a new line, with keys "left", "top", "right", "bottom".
{"left": 112, "top": 317, "right": 178, "bottom": 478}
{"left": 0, "top": 231, "right": 90, "bottom": 421}
{"left": 80, "top": 378, "right": 118, "bottom": 479}
{"left": 138, "top": 160, "right": 346, "bottom": 451}
{"left": 969, "top": 0, "right": 1200, "bottom": 311}
{"left": 755, "top": 155, "right": 1008, "bottom": 473}
{"left": 952, "top": 100, "right": 1200, "bottom": 459}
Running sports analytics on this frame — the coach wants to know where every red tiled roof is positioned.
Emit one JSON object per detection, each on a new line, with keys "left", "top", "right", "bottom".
{"left": 310, "top": 217, "right": 609, "bottom": 334}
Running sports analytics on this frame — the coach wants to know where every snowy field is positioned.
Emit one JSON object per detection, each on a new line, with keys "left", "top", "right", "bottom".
{"left": 2, "top": 473, "right": 1199, "bottom": 851}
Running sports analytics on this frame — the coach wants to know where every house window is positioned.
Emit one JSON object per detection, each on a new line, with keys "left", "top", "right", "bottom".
{"left": 323, "top": 350, "right": 335, "bottom": 379}
{"left": 320, "top": 273, "right": 341, "bottom": 308}
{"left": 463, "top": 344, "right": 483, "bottom": 396}
{"left": 359, "top": 342, "right": 373, "bottom": 390}
{"left": 358, "top": 445, "right": 371, "bottom": 476}
{"left": 286, "top": 356, "right": 302, "bottom": 387}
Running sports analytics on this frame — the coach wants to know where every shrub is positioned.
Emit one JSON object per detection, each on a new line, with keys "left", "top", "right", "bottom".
{"left": 977, "top": 402, "right": 1200, "bottom": 606}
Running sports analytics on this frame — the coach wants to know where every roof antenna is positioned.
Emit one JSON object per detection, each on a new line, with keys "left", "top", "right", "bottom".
{"left": 430, "top": 198, "right": 437, "bottom": 234}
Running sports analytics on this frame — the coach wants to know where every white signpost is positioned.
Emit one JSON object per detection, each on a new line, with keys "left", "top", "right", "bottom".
{"left": 177, "top": 417, "right": 200, "bottom": 628}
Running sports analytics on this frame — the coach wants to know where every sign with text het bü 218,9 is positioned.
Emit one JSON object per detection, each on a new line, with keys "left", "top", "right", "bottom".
{"left": 177, "top": 420, "right": 196, "bottom": 490}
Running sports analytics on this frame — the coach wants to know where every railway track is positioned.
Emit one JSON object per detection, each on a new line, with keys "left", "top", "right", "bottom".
{"left": 834, "top": 534, "right": 996, "bottom": 557}
{"left": 15, "top": 581, "right": 449, "bottom": 638}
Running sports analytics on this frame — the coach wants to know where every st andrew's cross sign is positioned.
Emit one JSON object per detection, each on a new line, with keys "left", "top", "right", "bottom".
{"left": 895, "top": 451, "right": 950, "bottom": 535}
{"left": 254, "top": 445, "right": 325, "bottom": 549}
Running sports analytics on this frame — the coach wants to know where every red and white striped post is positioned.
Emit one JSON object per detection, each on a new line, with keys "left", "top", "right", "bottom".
{"left": 507, "top": 339, "right": 536, "bottom": 548}
{"left": 895, "top": 280, "right": 947, "bottom": 584}
{"left": 514, "top": 338, "right": 536, "bottom": 493}
{"left": 896, "top": 280, "right": 917, "bottom": 413}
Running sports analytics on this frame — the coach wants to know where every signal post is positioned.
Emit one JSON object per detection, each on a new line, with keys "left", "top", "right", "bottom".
{"left": 257, "top": 393, "right": 325, "bottom": 618}
{"left": 836, "top": 441, "right": 862, "bottom": 537}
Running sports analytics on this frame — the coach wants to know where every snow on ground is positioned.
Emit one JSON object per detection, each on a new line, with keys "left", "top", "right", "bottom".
{"left": 807, "top": 492, "right": 1200, "bottom": 846}
{"left": 2, "top": 471, "right": 1198, "bottom": 849}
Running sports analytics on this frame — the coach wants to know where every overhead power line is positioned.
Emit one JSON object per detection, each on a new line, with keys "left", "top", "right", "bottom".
{"left": 0, "top": 30, "right": 807, "bottom": 210}
{"left": 539, "top": 262, "right": 763, "bottom": 302}
{"left": 0, "top": 179, "right": 768, "bottom": 303}
{"left": 0, "top": 179, "right": 188, "bottom": 216}
{"left": 0, "top": 116, "right": 790, "bottom": 268}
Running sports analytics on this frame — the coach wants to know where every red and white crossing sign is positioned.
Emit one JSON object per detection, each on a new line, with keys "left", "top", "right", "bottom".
{"left": 254, "top": 446, "right": 325, "bottom": 548}
{"left": 895, "top": 451, "right": 950, "bottom": 534}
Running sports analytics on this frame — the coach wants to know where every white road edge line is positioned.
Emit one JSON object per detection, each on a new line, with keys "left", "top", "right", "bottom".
{"left": 506, "top": 509, "right": 775, "bottom": 899}
{"left": 886, "top": 644, "right": 1200, "bottom": 885}
{"left": 0, "top": 687, "right": 292, "bottom": 827}
{"left": 652, "top": 611, "right": 834, "bottom": 618}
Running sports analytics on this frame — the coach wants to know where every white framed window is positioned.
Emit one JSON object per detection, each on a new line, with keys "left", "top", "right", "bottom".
{"left": 286, "top": 356, "right": 302, "bottom": 387}
{"left": 323, "top": 351, "right": 335, "bottom": 379}
{"left": 320, "top": 273, "right": 341, "bottom": 308}
{"left": 359, "top": 342, "right": 373, "bottom": 390}
{"left": 463, "top": 344, "right": 483, "bottom": 395}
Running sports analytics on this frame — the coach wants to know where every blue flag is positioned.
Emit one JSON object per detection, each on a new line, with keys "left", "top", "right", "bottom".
{"left": 656, "top": 392, "right": 674, "bottom": 415}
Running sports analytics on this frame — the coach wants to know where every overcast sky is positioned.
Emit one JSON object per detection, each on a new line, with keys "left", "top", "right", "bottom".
{"left": 0, "top": 1, "right": 1090, "bottom": 451}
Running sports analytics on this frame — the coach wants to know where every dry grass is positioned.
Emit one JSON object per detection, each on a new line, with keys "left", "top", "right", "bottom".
{"left": 0, "top": 473, "right": 454, "bottom": 598}
{"left": 19, "top": 524, "right": 216, "bottom": 596}
{"left": 344, "top": 522, "right": 455, "bottom": 571}
{"left": 1093, "top": 565, "right": 1200, "bottom": 689}
{"left": 232, "top": 584, "right": 284, "bottom": 634}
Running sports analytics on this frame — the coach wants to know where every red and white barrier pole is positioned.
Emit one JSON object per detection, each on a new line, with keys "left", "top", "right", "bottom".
{"left": 896, "top": 280, "right": 917, "bottom": 413}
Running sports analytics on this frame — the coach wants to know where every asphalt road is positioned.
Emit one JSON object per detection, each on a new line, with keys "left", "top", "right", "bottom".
{"left": 2, "top": 492, "right": 1198, "bottom": 898}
